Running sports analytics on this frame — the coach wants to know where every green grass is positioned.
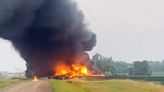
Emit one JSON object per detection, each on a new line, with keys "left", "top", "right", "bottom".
{"left": 152, "top": 72, "right": 164, "bottom": 77}
{"left": 51, "top": 79, "right": 86, "bottom": 92}
{"left": 0, "top": 79, "right": 23, "bottom": 88}
{"left": 51, "top": 78, "right": 164, "bottom": 92}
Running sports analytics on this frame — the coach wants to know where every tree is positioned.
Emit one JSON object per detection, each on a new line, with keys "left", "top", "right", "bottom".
{"left": 91, "top": 53, "right": 117, "bottom": 75}
{"left": 142, "top": 61, "right": 152, "bottom": 76}
{"left": 129, "top": 61, "right": 152, "bottom": 76}
{"left": 149, "top": 61, "right": 164, "bottom": 72}
{"left": 113, "top": 61, "right": 129, "bottom": 75}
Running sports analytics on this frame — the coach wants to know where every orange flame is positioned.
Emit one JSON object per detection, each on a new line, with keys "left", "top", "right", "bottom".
{"left": 55, "top": 64, "right": 71, "bottom": 76}
{"left": 71, "top": 64, "right": 89, "bottom": 76}
{"left": 55, "top": 64, "right": 91, "bottom": 77}
{"left": 32, "top": 76, "right": 39, "bottom": 81}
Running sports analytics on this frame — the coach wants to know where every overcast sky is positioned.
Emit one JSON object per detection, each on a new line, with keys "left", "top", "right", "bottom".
{"left": 0, "top": 0, "right": 164, "bottom": 72}
{"left": 77, "top": 0, "right": 164, "bottom": 61}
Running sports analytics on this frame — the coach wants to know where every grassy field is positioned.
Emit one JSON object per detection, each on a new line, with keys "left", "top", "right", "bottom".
{"left": 51, "top": 78, "right": 164, "bottom": 92}
{"left": 0, "top": 79, "right": 24, "bottom": 88}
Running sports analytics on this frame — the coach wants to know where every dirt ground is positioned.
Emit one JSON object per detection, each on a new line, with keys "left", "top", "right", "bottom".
{"left": 0, "top": 80, "right": 52, "bottom": 92}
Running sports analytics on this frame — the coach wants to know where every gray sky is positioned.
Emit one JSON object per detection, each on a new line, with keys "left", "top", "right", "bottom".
{"left": 77, "top": 0, "right": 164, "bottom": 61}
{"left": 0, "top": 39, "right": 26, "bottom": 72}
{"left": 0, "top": 0, "right": 164, "bottom": 72}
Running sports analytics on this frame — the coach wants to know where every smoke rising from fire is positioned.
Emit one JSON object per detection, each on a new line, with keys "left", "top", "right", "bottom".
{"left": 0, "top": 0, "right": 96, "bottom": 77}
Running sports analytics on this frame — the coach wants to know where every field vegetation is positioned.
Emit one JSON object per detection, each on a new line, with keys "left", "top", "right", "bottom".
{"left": 0, "top": 78, "right": 26, "bottom": 88}
{"left": 51, "top": 79, "right": 164, "bottom": 92}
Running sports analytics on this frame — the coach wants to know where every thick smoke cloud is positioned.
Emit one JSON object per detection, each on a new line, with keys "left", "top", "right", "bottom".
{"left": 0, "top": 0, "right": 96, "bottom": 77}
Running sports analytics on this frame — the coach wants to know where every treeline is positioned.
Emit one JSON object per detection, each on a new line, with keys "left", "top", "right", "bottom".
{"left": 149, "top": 61, "right": 164, "bottom": 72}
{"left": 90, "top": 53, "right": 164, "bottom": 76}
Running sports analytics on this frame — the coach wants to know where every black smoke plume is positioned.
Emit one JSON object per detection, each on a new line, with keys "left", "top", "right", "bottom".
{"left": 0, "top": 0, "right": 96, "bottom": 77}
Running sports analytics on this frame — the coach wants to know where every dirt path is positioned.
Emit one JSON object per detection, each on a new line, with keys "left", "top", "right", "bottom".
{"left": 1, "top": 80, "right": 52, "bottom": 92}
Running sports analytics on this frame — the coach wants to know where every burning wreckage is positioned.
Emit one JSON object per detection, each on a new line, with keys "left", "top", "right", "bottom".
{"left": 0, "top": 0, "right": 101, "bottom": 79}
